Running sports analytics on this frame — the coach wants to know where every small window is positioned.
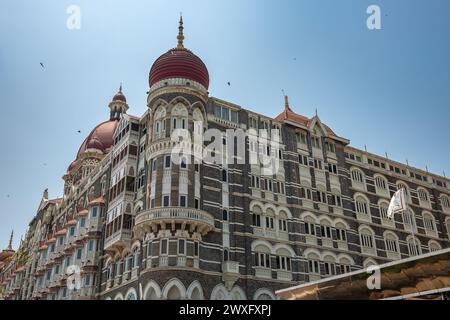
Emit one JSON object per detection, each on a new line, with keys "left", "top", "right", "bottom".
{"left": 152, "top": 159, "right": 157, "bottom": 171}
{"left": 88, "top": 240, "right": 94, "bottom": 251}
{"left": 160, "top": 239, "right": 168, "bottom": 255}
{"left": 69, "top": 227, "right": 75, "bottom": 237}
{"left": 253, "top": 214, "right": 261, "bottom": 227}
{"left": 80, "top": 218, "right": 86, "bottom": 228}
{"left": 222, "top": 169, "right": 228, "bottom": 182}
{"left": 165, "top": 155, "right": 171, "bottom": 168}
{"left": 76, "top": 249, "right": 82, "bottom": 260}
{"left": 194, "top": 198, "right": 200, "bottom": 209}
{"left": 194, "top": 242, "right": 199, "bottom": 256}
{"left": 223, "top": 249, "right": 230, "bottom": 261}
{"left": 180, "top": 158, "right": 187, "bottom": 169}
{"left": 222, "top": 210, "right": 228, "bottom": 221}
{"left": 150, "top": 198, "right": 155, "bottom": 208}
{"left": 91, "top": 207, "right": 98, "bottom": 218}
{"left": 163, "top": 195, "right": 170, "bottom": 207}
{"left": 178, "top": 239, "right": 185, "bottom": 255}
{"left": 179, "top": 195, "right": 187, "bottom": 208}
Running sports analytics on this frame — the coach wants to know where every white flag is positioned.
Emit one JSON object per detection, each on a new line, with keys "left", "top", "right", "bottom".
{"left": 387, "top": 189, "right": 407, "bottom": 219}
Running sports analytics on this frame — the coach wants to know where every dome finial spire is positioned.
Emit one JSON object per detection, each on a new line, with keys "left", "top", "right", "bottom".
{"left": 177, "top": 13, "right": 184, "bottom": 49}
{"left": 8, "top": 229, "right": 13, "bottom": 250}
{"left": 119, "top": 82, "right": 122, "bottom": 93}
{"left": 282, "top": 89, "right": 292, "bottom": 112}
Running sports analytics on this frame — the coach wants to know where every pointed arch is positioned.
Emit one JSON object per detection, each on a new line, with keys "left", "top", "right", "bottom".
{"left": 143, "top": 280, "right": 162, "bottom": 300}
{"left": 363, "top": 258, "right": 378, "bottom": 268}
{"left": 187, "top": 280, "right": 204, "bottom": 300}
{"left": 162, "top": 278, "right": 186, "bottom": 300}
{"left": 125, "top": 287, "right": 138, "bottom": 300}
{"left": 230, "top": 286, "right": 246, "bottom": 300}
{"left": 253, "top": 288, "right": 276, "bottom": 300}
{"left": 168, "top": 96, "right": 191, "bottom": 109}
{"left": 210, "top": 283, "right": 229, "bottom": 300}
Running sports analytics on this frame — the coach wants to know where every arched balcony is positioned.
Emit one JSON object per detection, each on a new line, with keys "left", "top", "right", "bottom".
{"left": 134, "top": 207, "right": 215, "bottom": 238}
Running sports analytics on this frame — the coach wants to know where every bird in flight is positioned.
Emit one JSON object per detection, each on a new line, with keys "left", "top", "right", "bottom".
{"left": 40, "top": 62, "right": 45, "bottom": 69}
{"left": 77, "top": 130, "right": 81, "bottom": 133}
{"left": 227, "top": 82, "right": 231, "bottom": 86}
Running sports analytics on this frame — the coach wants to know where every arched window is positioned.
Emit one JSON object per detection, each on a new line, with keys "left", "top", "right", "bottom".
{"left": 355, "top": 195, "right": 369, "bottom": 215}
{"left": 323, "top": 254, "right": 336, "bottom": 276}
{"left": 278, "top": 211, "right": 288, "bottom": 232}
{"left": 384, "top": 232, "right": 399, "bottom": 253}
{"left": 252, "top": 205, "right": 262, "bottom": 227}
{"left": 319, "top": 218, "right": 333, "bottom": 239}
{"left": 422, "top": 212, "right": 436, "bottom": 233}
{"left": 265, "top": 209, "right": 275, "bottom": 230}
{"left": 275, "top": 248, "right": 292, "bottom": 271}
{"left": 396, "top": 182, "right": 409, "bottom": 201}
{"left": 254, "top": 244, "right": 271, "bottom": 268}
{"left": 334, "top": 222, "right": 347, "bottom": 242}
{"left": 407, "top": 236, "right": 421, "bottom": 256}
{"left": 428, "top": 240, "right": 441, "bottom": 253}
{"left": 303, "top": 215, "right": 316, "bottom": 236}
{"left": 222, "top": 210, "right": 228, "bottom": 221}
{"left": 403, "top": 209, "right": 416, "bottom": 231}
{"left": 359, "top": 227, "right": 375, "bottom": 250}
{"left": 153, "top": 106, "right": 167, "bottom": 138}
{"left": 171, "top": 103, "right": 189, "bottom": 131}
{"left": 374, "top": 175, "right": 388, "bottom": 193}
{"left": 338, "top": 256, "right": 353, "bottom": 274}
{"left": 306, "top": 252, "right": 320, "bottom": 274}
{"left": 351, "top": 168, "right": 364, "bottom": 184}
{"left": 417, "top": 188, "right": 429, "bottom": 203}
{"left": 379, "top": 201, "right": 389, "bottom": 220}
{"left": 441, "top": 195, "right": 450, "bottom": 209}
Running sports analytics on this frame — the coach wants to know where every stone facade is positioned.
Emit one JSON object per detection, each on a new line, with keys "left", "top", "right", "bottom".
{"left": 2, "top": 21, "right": 450, "bottom": 301}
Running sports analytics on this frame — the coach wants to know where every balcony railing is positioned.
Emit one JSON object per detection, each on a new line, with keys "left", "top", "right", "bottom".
{"left": 134, "top": 207, "right": 215, "bottom": 235}
{"left": 254, "top": 267, "right": 272, "bottom": 279}
{"left": 222, "top": 261, "right": 240, "bottom": 274}
{"left": 104, "top": 229, "right": 132, "bottom": 250}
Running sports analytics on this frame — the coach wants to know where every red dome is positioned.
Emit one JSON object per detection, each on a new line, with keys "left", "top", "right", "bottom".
{"left": 76, "top": 120, "right": 118, "bottom": 159}
{"left": 113, "top": 92, "right": 126, "bottom": 102}
{"left": 149, "top": 48, "right": 209, "bottom": 89}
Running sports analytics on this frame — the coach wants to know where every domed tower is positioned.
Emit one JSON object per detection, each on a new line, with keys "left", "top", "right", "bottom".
{"left": 63, "top": 87, "right": 127, "bottom": 193}
{"left": 134, "top": 16, "right": 214, "bottom": 278}
{"left": 147, "top": 15, "right": 209, "bottom": 104}
{"left": 109, "top": 84, "right": 129, "bottom": 120}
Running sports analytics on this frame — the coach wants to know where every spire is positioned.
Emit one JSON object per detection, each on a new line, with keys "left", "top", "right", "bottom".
{"left": 119, "top": 83, "right": 122, "bottom": 93}
{"left": 8, "top": 230, "right": 13, "bottom": 250}
{"left": 177, "top": 14, "right": 184, "bottom": 49}
{"left": 282, "top": 90, "right": 292, "bottom": 112}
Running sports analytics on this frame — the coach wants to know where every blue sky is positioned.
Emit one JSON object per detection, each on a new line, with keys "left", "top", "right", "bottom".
{"left": 1, "top": 0, "right": 450, "bottom": 249}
